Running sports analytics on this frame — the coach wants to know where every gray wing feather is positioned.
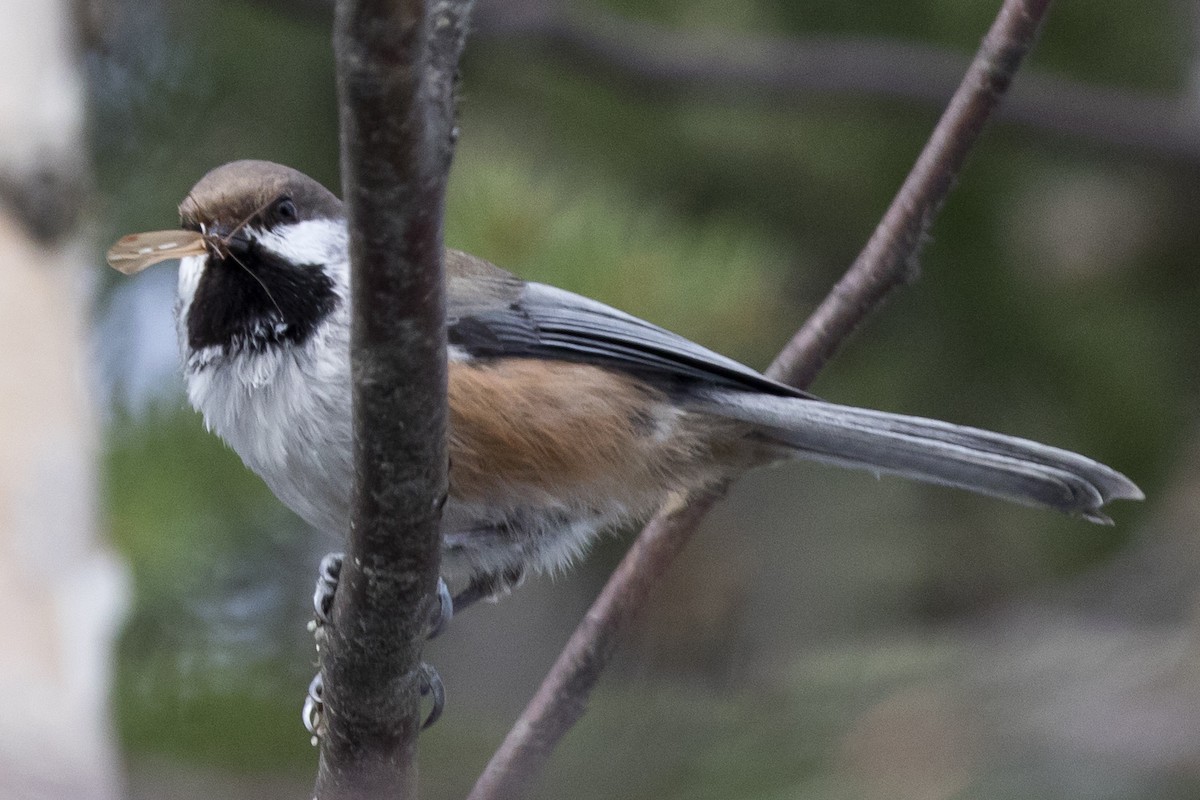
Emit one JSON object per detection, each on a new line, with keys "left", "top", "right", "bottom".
{"left": 448, "top": 281, "right": 807, "bottom": 398}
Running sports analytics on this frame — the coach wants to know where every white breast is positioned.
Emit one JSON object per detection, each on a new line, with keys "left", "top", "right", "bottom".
{"left": 176, "top": 255, "right": 355, "bottom": 538}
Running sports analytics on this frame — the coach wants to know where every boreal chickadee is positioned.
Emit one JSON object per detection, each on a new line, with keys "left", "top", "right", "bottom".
{"left": 110, "top": 159, "right": 1142, "bottom": 609}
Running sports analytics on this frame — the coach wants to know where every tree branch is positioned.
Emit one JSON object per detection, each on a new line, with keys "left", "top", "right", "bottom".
{"left": 313, "top": 1, "right": 471, "bottom": 798}
{"left": 472, "top": 0, "right": 1200, "bottom": 164}
{"left": 248, "top": 0, "right": 1200, "bottom": 165}
{"left": 466, "top": 1, "right": 1054, "bottom": 798}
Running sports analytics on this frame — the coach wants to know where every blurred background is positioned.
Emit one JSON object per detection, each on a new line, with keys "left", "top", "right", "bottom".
{"left": 3, "top": 0, "right": 1199, "bottom": 797}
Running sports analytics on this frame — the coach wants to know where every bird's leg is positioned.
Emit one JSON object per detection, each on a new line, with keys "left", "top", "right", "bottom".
{"left": 450, "top": 566, "right": 526, "bottom": 614}
{"left": 304, "top": 552, "right": 451, "bottom": 738}
{"left": 304, "top": 553, "right": 342, "bottom": 742}
{"left": 304, "top": 666, "right": 445, "bottom": 735}
{"left": 312, "top": 551, "right": 452, "bottom": 637}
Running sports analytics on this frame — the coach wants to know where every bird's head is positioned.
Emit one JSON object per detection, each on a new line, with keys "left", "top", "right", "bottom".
{"left": 172, "top": 160, "right": 347, "bottom": 361}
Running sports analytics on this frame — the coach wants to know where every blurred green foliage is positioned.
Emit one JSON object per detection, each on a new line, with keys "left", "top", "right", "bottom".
{"left": 93, "top": 0, "right": 1200, "bottom": 797}
{"left": 107, "top": 411, "right": 317, "bottom": 769}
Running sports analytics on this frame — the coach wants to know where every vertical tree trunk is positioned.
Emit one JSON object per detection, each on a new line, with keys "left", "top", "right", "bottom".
{"left": 0, "top": 2, "right": 128, "bottom": 799}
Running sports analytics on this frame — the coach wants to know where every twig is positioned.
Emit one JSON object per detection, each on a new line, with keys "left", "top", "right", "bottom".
{"left": 313, "top": 1, "right": 472, "bottom": 798}
{"left": 248, "top": 0, "right": 1200, "bottom": 163}
{"left": 466, "top": 1, "right": 1054, "bottom": 798}
{"left": 473, "top": 0, "right": 1200, "bottom": 165}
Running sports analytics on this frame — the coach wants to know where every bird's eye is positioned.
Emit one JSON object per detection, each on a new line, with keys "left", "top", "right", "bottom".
{"left": 276, "top": 197, "right": 298, "bottom": 222}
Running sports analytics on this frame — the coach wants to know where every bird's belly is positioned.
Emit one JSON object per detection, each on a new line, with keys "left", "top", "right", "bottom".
{"left": 186, "top": 338, "right": 355, "bottom": 538}
{"left": 439, "top": 359, "right": 733, "bottom": 580}
{"left": 263, "top": 444, "right": 353, "bottom": 538}
{"left": 190, "top": 351, "right": 742, "bottom": 578}
{"left": 438, "top": 501, "right": 619, "bottom": 583}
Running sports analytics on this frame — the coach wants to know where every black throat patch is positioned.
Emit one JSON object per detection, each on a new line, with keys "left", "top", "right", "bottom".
{"left": 186, "top": 241, "right": 338, "bottom": 357}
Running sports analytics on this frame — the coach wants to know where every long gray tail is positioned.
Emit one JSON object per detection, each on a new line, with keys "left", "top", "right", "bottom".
{"left": 688, "top": 391, "right": 1142, "bottom": 524}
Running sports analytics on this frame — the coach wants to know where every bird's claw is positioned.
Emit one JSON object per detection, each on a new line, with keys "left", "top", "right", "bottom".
{"left": 419, "top": 662, "right": 445, "bottom": 729}
{"left": 302, "top": 666, "right": 444, "bottom": 739}
{"left": 306, "top": 554, "right": 447, "bottom": 735}
{"left": 312, "top": 552, "right": 344, "bottom": 626}
{"left": 426, "top": 577, "right": 454, "bottom": 640}
{"left": 315, "top": 555, "right": 451, "bottom": 639}
{"left": 303, "top": 673, "right": 324, "bottom": 742}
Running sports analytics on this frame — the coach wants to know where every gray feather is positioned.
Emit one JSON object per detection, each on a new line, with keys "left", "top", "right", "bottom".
{"left": 448, "top": 280, "right": 807, "bottom": 397}
{"left": 444, "top": 258, "right": 1141, "bottom": 524}
{"left": 688, "top": 390, "right": 1143, "bottom": 524}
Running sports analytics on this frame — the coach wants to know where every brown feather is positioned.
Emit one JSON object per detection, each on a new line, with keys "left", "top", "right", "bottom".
{"left": 448, "top": 359, "right": 746, "bottom": 516}
{"left": 179, "top": 160, "right": 342, "bottom": 229}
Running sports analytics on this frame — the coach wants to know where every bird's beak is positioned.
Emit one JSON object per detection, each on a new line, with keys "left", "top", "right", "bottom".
{"left": 206, "top": 224, "right": 252, "bottom": 260}
{"left": 106, "top": 230, "right": 208, "bottom": 275}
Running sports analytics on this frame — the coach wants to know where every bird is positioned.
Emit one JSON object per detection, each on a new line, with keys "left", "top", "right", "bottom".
{"left": 109, "top": 159, "right": 1143, "bottom": 614}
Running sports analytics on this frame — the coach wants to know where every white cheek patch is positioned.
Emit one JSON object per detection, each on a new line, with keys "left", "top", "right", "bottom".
{"left": 176, "top": 253, "right": 206, "bottom": 313}
{"left": 254, "top": 218, "right": 349, "bottom": 267}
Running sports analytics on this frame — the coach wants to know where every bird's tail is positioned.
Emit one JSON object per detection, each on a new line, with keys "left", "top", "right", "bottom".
{"left": 687, "top": 391, "right": 1142, "bottom": 524}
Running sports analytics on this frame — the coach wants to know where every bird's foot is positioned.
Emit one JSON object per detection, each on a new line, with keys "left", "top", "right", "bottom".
{"left": 302, "top": 664, "right": 445, "bottom": 741}
{"left": 312, "top": 551, "right": 452, "bottom": 640}
{"left": 302, "top": 672, "right": 325, "bottom": 743}
{"left": 304, "top": 553, "right": 450, "bottom": 738}
{"left": 311, "top": 551, "right": 343, "bottom": 627}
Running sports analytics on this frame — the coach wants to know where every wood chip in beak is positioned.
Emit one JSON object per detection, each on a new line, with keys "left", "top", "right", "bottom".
{"left": 106, "top": 230, "right": 207, "bottom": 275}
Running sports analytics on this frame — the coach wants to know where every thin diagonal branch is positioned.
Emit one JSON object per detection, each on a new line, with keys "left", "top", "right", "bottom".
{"left": 314, "top": 0, "right": 471, "bottom": 798}
{"left": 466, "top": 2, "right": 1054, "bottom": 798}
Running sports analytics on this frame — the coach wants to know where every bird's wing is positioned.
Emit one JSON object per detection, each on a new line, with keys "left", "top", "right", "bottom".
{"left": 446, "top": 251, "right": 805, "bottom": 398}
